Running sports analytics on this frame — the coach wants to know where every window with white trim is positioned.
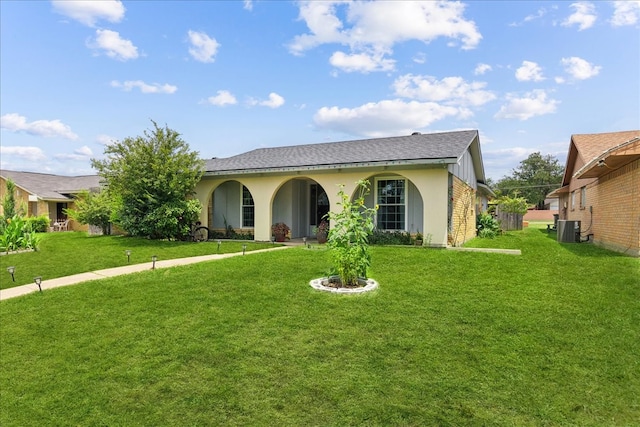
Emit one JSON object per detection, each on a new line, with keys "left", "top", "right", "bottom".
{"left": 580, "top": 187, "right": 586, "bottom": 209}
{"left": 242, "top": 186, "right": 254, "bottom": 227}
{"left": 376, "top": 178, "right": 406, "bottom": 231}
{"left": 570, "top": 191, "right": 575, "bottom": 211}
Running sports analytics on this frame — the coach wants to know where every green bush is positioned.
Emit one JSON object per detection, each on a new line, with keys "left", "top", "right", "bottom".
{"left": 25, "top": 215, "right": 51, "bottom": 233}
{"left": 0, "top": 215, "right": 39, "bottom": 252}
{"left": 326, "top": 180, "right": 378, "bottom": 287}
{"left": 369, "top": 229, "right": 413, "bottom": 245}
{"left": 476, "top": 213, "right": 500, "bottom": 238}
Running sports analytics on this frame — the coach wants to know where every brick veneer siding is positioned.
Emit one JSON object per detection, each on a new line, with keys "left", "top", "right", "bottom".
{"left": 583, "top": 159, "right": 639, "bottom": 256}
{"left": 449, "top": 175, "right": 477, "bottom": 246}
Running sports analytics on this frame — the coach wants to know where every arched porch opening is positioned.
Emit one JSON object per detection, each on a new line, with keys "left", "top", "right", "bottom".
{"left": 271, "top": 177, "right": 329, "bottom": 239}
{"left": 208, "top": 180, "right": 255, "bottom": 238}
{"left": 361, "top": 173, "right": 425, "bottom": 235}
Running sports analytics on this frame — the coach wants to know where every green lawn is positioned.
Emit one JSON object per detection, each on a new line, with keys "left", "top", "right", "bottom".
{"left": 1, "top": 226, "right": 639, "bottom": 425}
{"left": 0, "top": 232, "right": 274, "bottom": 289}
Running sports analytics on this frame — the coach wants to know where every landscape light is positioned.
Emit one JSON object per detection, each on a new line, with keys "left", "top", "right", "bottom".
{"left": 217, "top": 240, "right": 221, "bottom": 252}
{"left": 151, "top": 255, "right": 157, "bottom": 270}
{"left": 7, "top": 266, "right": 15, "bottom": 282}
{"left": 242, "top": 244, "right": 247, "bottom": 255}
{"left": 34, "top": 276, "right": 42, "bottom": 292}
{"left": 303, "top": 237, "right": 307, "bottom": 246}
{"left": 125, "top": 250, "right": 131, "bottom": 263}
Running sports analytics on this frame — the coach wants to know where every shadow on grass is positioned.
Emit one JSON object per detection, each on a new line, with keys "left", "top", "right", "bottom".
{"left": 535, "top": 230, "right": 634, "bottom": 259}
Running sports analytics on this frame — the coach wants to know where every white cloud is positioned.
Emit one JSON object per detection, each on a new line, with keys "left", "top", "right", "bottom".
{"left": 289, "top": 1, "right": 481, "bottom": 71}
{"left": 111, "top": 80, "right": 177, "bottom": 94}
{"left": 474, "top": 63, "right": 492, "bottom": 75}
{"left": 52, "top": 0, "right": 125, "bottom": 27}
{"left": 494, "top": 90, "right": 560, "bottom": 120}
{"left": 412, "top": 52, "right": 427, "bottom": 64}
{"left": 187, "top": 30, "right": 220, "bottom": 63}
{"left": 55, "top": 146, "right": 94, "bottom": 161}
{"left": 247, "top": 92, "right": 285, "bottom": 108}
{"left": 0, "top": 146, "right": 47, "bottom": 161}
{"left": 561, "top": 56, "right": 601, "bottom": 80}
{"left": 1, "top": 113, "right": 79, "bottom": 140}
{"left": 509, "top": 7, "right": 548, "bottom": 26}
{"left": 562, "top": 2, "right": 597, "bottom": 31}
{"left": 243, "top": 0, "right": 253, "bottom": 11}
{"left": 515, "top": 61, "right": 545, "bottom": 82}
{"left": 313, "top": 99, "right": 464, "bottom": 137}
{"left": 611, "top": 1, "right": 640, "bottom": 26}
{"left": 96, "top": 134, "right": 117, "bottom": 145}
{"left": 392, "top": 74, "right": 496, "bottom": 107}
{"left": 329, "top": 51, "right": 395, "bottom": 73}
{"left": 204, "top": 90, "right": 238, "bottom": 106}
{"left": 88, "top": 29, "right": 138, "bottom": 61}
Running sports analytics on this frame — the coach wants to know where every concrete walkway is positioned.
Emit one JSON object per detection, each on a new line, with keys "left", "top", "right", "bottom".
{"left": 0, "top": 246, "right": 291, "bottom": 301}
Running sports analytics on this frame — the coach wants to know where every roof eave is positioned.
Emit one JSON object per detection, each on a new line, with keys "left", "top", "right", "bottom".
{"left": 203, "top": 158, "right": 458, "bottom": 176}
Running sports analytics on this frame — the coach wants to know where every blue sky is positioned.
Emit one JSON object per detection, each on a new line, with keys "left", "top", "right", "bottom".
{"left": 1, "top": 0, "right": 638, "bottom": 181}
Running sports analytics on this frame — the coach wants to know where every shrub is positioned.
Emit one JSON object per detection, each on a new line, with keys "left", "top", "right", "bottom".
{"left": 326, "top": 180, "right": 378, "bottom": 287}
{"left": 25, "top": 214, "right": 51, "bottom": 233}
{"left": 476, "top": 213, "right": 500, "bottom": 239}
{"left": 369, "top": 229, "right": 412, "bottom": 245}
{"left": 0, "top": 215, "right": 39, "bottom": 252}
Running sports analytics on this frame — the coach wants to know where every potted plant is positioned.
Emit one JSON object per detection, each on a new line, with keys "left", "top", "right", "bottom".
{"left": 271, "top": 222, "right": 290, "bottom": 242}
{"left": 414, "top": 231, "right": 423, "bottom": 246}
{"left": 313, "top": 220, "right": 329, "bottom": 244}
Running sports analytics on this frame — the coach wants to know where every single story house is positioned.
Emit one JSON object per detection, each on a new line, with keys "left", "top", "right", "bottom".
{"left": 548, "top": 130, "right": 640, "bottom": 256}
{"left": 1, "top": 130, "right": 492, "bottom": 246}
{"left": 0, "top": 170, "right": 101, "bottom": 231}
{"left": 195, "top": 129, "right": 492, "bottom": 247}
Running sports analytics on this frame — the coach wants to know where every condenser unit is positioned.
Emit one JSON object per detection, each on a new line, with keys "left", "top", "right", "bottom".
{"left": 557, "top": 220, "right": 581, "bottom": 243}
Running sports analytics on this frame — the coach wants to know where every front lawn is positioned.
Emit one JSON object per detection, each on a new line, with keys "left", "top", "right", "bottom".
{"left": 1, "top": 227, "right": 638, "bottom": 425}
{"left": 0, "top": 232, "right": 274, "bottom": 289}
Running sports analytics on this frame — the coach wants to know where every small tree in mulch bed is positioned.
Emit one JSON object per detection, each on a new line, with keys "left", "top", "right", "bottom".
{"left": 326, "top": 180, "right": 378, "bottom": 288}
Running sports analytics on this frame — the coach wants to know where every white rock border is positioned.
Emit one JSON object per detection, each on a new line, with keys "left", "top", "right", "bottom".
{"left": 309, "top": 277, "right": 379, "bottom": 294}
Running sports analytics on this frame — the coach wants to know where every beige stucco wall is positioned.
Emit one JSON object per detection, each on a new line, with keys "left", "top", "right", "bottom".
{"left": 195, "top": 166, "right": 451, "bottom": 246}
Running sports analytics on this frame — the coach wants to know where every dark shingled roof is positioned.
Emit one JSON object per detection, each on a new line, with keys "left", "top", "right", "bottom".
{"left": 204, "top": 130, "right": 479, "bottom": 173}
{"left": 0, "top": 170, "right": 100, "bottom": 201}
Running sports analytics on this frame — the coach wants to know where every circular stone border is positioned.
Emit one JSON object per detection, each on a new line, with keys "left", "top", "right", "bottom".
{"left": 309, "top": 277, "right": 379, "bottom": 294}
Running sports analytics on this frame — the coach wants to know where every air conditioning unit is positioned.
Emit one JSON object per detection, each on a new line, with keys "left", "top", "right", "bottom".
{"left": 557, "top": 220, "right": 581, "bottom": 243}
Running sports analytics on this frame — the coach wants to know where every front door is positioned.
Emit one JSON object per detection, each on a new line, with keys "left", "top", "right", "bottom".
{"left": 310, "top": 184, "right": 329, "bottom": 233}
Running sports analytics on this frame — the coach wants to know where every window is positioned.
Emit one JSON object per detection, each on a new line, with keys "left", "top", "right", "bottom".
{"left": 570, "top": 191, "right": 575, "bottom": 210}
{"left": 376, "top": 178, "right": 405, "bottom": 231}
{"left": 241, "top": 186, "right": 254, "bottom": 227}
{"left": 580, "top": 187, "right": 586, "bottom": 209}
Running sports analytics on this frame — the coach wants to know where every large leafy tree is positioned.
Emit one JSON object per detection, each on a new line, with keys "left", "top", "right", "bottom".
{"left": 92, "top": 121, "right": 204, "bottom": 239}
{"left": 495, "top": 152, "right": 564, "bottom": 209}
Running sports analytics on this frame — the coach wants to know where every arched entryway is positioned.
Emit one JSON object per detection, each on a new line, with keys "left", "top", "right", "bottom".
{"left": 208, "top": 180, "right": 255, "bottom": 236}
{"left": 361, "top": 173, "right": 425, "bottom": 235}
{"left": 271, "top": 178, "right": 329, "bottom": 239}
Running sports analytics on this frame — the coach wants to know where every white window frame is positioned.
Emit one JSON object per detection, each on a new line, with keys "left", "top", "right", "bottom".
{"left": 241, "top": 185, "right": 254, "bottom": 228}
{"left": 571, "top": 191, "right": 576, "bottom": 211}
{"left": 580, "top": 187, "right": 586, "bottom": 209}
{"left": 374, "top": 177, "right": 407, "bottom": 231}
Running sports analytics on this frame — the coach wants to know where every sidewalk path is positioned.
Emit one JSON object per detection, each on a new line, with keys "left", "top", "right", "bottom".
{"left": 0, "top": 246, "right": 291, "bottom": 301}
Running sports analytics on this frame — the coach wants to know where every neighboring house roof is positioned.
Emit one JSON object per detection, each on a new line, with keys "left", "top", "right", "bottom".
{"left": 0, "top": 170, "right": 101, "bottom": 202}
{"left": 561, "top": 130, "right": 640, "bottom": 184}
{"left": 204, "top": 130, "right": 486, "bottom": 182}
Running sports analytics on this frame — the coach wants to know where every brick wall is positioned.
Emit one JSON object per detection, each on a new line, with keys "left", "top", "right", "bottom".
{"left": 567, "top": 159, "right": 639, "bottom": 256}
{"left": 449, "top": 175, "right": 477, "bottom": 246}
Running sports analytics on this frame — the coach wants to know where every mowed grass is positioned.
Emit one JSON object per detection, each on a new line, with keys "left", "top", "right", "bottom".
{"left": 1, "top": 226, "right": 639, "bottom": 425}
{"left": 0, "top": 232, "right": 274, "bottom": 289}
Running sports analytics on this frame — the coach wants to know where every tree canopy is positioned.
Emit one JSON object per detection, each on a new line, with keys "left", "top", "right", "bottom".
{"left": 91, "top": 121, "right": 204, "bottom": 239}
{"left": 494, "top": 152, "right": 564, "bottom": 209}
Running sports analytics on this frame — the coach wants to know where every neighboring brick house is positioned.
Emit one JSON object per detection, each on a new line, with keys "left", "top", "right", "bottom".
{"left": 549, "top": 130, "right": 640, "bottom": 256}
{"left": 0, "top": 170, "right": 101, "bottom": 231}
{"left": 196, "top": 130, "right": 492, "bottom": 247}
